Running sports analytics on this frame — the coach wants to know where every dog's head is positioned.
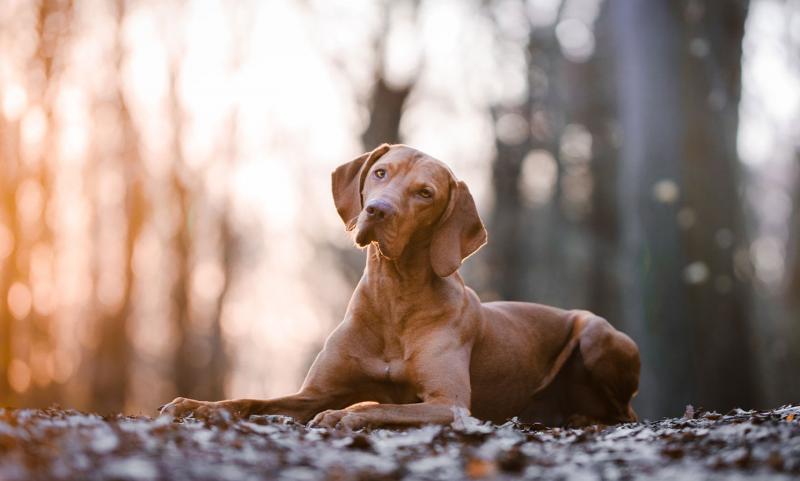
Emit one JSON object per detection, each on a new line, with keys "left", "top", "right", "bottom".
{"left": 332, "top": 144, "right": 487, "bottom": 277}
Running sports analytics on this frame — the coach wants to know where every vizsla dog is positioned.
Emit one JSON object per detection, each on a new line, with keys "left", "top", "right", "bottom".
{"left": 161, "top": 144, "right": 640, "bottom": 428}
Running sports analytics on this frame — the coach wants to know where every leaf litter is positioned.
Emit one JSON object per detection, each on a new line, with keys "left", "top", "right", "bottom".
{"left": 0, "top": 404, "right": 797, "bottom": 480}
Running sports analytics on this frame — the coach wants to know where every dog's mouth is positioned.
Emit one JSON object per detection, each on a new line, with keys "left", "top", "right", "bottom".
{"left": 354, "top": 220, "right": 400, "bottom": 258}
{"left": 354, "top": 225, "right": 374, "bottom": 247}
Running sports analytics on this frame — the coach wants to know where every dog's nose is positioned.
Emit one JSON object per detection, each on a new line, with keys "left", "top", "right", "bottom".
{"left": 364, "top": 199, "right": 396, "bottom": 221}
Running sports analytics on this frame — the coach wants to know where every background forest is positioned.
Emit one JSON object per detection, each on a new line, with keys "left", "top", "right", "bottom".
{"left": 0, "top": 0, "right": 798, "bottom": 421}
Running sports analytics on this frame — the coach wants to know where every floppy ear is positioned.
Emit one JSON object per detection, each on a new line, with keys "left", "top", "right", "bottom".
{"left": 331, "top": 144, "right": 391, "bottom": 230}
{"left": 430, "top": 180, "right": 488, "bottom": 277}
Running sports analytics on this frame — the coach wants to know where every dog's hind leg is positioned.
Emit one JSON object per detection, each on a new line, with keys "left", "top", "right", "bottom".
{"left": 575, "top": 314, "right": 641, "bottom": 423}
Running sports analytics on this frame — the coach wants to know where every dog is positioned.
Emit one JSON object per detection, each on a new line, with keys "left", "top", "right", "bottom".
{"left": 160, "top": 144, "right": 640, "bottom": 428}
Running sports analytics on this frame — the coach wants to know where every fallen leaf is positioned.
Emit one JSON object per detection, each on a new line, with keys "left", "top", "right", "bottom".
{"left": 466, "top": 458, "right": 498, "bottom": 478}
{"left": 661, "top": 445, "right": 684, "bottom": 459}
{"left": 767, "top": 451, "right": 784, "bottom": 471}
{"left": 497, "top": 447, "right": 526, "bottom": 473}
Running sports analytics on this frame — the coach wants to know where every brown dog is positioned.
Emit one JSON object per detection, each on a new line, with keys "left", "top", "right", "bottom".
{"left": 160, "top": 144, "right": 640, "bottom": 428}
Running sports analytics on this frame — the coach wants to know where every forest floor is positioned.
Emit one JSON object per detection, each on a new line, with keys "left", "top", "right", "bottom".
{"left": 0, "top": 405, "right": 798, "bottom": 481}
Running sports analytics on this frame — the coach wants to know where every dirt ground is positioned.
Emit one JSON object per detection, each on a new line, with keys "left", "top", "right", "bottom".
{"left": 0, "top": 404, "right": 798, "bottom": 480}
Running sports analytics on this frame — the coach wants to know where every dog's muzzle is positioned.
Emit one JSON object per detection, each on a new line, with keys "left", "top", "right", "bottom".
{"left": 355, "top": 199, "right": 397, "bottom": 247}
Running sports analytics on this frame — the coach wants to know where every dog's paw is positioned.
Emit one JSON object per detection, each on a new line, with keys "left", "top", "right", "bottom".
{"left": 309, "top": 409, "right": 369, "bottom": 430}
{"left": 159, "top": 397, "right": 219, "bottom": 420}
{"left": 308, "top": 409, "right": 344, "bottom": 428}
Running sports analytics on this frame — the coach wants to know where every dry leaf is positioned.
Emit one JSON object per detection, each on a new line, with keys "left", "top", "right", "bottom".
{"left": 466, "top": 458, "right": 498, "bottom": 478}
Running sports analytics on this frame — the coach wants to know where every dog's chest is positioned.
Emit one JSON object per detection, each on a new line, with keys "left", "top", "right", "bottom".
{"left": 353, "top": 303, "right": 432, "bottom": 385}
{"left": 359, "top": 353, "right": 410, "bottom": 384}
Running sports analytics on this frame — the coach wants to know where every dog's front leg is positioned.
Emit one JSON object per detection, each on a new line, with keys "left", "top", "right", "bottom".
{"left": 310, "top": 346, "right": 472, "bottom": 429}
{"left": 160, "top": 335, "right": 367, "bottom": 422}
{"left": 160, "top": 389, "right": 350, "bottom": 423}
{"left": 310, "top": 401, "right": 462, "bottom": 429}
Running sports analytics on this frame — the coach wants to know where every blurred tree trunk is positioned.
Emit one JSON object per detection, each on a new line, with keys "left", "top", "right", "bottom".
{"left": 362, "top": 77, "right": 412, "bottom": 148}
{"left": 679, "top": 0, "right": 755, "bottom": 411}
{"left": 489, "top": 6, "right": 585, "bottom": 307}
{"left": 360, "top": 2, "right": 417, "bottom": 149}
{"left": 791, "top": 166, "right": 800, "bottom": 289}
{"left": 91, "top": 0, "right": 141, "bottom": 414}
{"left": 171, "top": 172, "right": 194, "bottom": 398}
{"left": 578, "top": 5, "right": 622, "bottom": 326}
{"left": 91, "top": 163, "right": 143, "bottom": 414}
{"left": 203, "top": 210, "right": 233, "bottom": 401}
{"left": 326, "top": 1, "right": 419, "bottom": 286}
{"left": 783, "top": 153, "right": 800, "bottom": 401}
{"left": 167, "top": 61, "right": 198, "bottom": 399}
{"left": 347, "top": 66, "right": 413, "bottom": 281}
{"left": 0, "top": 116, "right": 20, "bottom": 404}
{"left": 201, "top": 117, "right": 242, "bottom": 402}
{"left": 486, "top": 1, "right": 624, "bottom": 322}
{"left": 0, "top": 0, "right": 71, "bottom": 407}
{"left": 611, "top": 0, "right": 755, "bottom": 418}
{"left": 27, "top": 0, "right": 70, "bottom": 408}
{"left": 488, "top": 103, "right": 530, "bottom": 301}
{"left": 166, "top": 62, "right": 228, "bottom": 402}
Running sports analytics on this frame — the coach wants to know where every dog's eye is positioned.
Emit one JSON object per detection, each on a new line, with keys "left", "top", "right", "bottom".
{"left": 374, "top": 169, "right": 386, "bottom": 179}
{"left": 418, "top": 188, "right": 433, "bottom": 199}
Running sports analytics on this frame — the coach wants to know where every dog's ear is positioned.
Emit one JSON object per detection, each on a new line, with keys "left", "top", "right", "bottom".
{"left": 430, "top": 180, "right": 487, "bottom": 277}
{"left": 331, "top": 144, "right": 391, "bottom": 230}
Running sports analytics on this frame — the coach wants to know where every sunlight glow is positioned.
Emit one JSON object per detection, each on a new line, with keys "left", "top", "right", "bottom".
{"left": 0, "top": 224, "right": 13, "bottom": 260}
{"left": 738, "top": 0, "right": 800, "bottom": 167}
{"left": 2, "top": 83, "right": 27, "bottom": 120}
{"left": 7, "top": 282, "right": 32, "bottom": 320}
{"left": 519, "top": 149, "right": 558, "bottom": 206}
{"left": 8, "top": 359, "right": 31, "bottom": 394}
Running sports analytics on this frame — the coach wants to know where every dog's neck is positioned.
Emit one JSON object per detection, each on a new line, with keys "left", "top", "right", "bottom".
{"left": 364, "top": 242, "right": 453, "bottom": 294}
